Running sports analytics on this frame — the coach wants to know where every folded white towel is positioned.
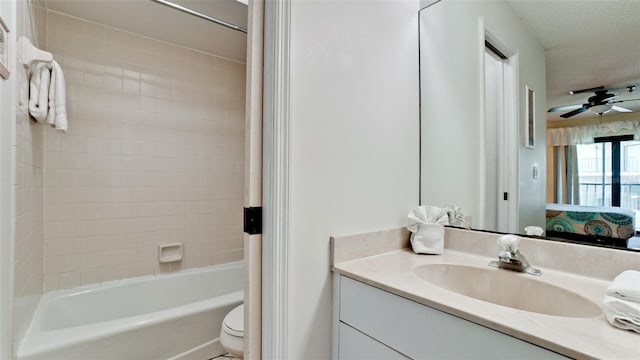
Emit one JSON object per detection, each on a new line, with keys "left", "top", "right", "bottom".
{"left": 603, "top": 295, "right": 640, "bottom": 333}
{"left": 407, "top": 205, "right": 449, "bottom": 255}
{"left": 48, "top": 60, "right": 68, "bottom": 133}
{"left": 28, "top": 62, "right": 51, "bottom": 123}
{"left": 410, "top": 223, "right": 446, "bottom": 255}
{"left": 607, "top": 270, "right": 640, "bottom": 303}
{"left": 407, "top": 205, "right": 449, "bottom": 232}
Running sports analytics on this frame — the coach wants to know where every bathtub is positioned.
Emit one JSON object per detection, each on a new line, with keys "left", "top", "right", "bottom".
{"left": 17, "top": 262, "right": 244, "bottom": 360}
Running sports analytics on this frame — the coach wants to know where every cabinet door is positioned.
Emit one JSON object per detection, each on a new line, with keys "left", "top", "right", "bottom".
{"left": 339, "top": 276, "right": 568, "bottom": 359}
{"left": 338, "top": 322, "right": 409, "bottom": 360}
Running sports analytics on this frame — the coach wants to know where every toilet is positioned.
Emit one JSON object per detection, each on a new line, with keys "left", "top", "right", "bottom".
{"left": 220, "top": 304, "right": 244, "bottom": 359}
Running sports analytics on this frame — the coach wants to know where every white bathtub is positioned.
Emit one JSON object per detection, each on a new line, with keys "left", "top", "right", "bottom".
{"left": 17, "top": 262, "right": 244, "bottom": 360}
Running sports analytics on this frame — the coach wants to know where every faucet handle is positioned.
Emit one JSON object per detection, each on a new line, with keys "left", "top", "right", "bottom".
{"left": 497, "top": 234, "right": 520, "bottom": 253}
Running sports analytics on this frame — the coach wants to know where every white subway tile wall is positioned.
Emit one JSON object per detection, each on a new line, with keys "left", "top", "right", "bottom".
{"left": 13, "top": 0, "right": 47, "bottom": 344}
{"left": 42, "top": 11, "right": 246, "bottom": 291}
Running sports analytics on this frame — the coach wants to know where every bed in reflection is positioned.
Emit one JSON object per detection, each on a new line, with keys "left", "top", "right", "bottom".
{"left": 546, "top": 203, "right": 638, "bottom": 249}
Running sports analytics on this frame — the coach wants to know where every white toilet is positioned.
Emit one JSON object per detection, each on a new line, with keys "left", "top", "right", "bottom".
{"left": 220, "top": 304, "right": 244, "bottom": 359}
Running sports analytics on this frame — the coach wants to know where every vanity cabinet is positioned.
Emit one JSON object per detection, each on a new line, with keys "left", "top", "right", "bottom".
{"left": 332, "top": 274, "right": 569, "bottom": 359}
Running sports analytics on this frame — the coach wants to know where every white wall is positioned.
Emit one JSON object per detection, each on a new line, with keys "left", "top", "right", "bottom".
{"left": 287, "top": 0, "right": 420, "bottom": 357}
{"left": 0, "top": 1, "right": 16, "bottom": 357}
{"left": 419, "top": 0, "right": 546, "bottom": 232}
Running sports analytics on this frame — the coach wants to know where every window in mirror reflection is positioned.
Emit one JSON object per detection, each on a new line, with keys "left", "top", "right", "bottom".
{"left": 577, "top": 142, "right": 611, "bottom": 207}
{"left": 569, "top": 135, "right": 640, "bottom": 231}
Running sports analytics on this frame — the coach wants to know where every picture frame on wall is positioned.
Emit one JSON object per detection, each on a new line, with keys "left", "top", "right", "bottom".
{"left": 0, "top": 15, "right": 10, "bottom": 80}
{"left": 525, "top": 85, "right": 535, "bottom": 149}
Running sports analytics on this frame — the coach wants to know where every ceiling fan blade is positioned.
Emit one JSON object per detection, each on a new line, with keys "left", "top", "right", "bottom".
{"left": 612, "top": 105, "right": 632, "bottom": 113}
{"left": 560, "top": 106, "right": 588, "bottom": 118}
{"left": 569, "top": 85, "right": 605, "bottom": 95}
{"left": 548, "top": 104, "right": 582, "bottom": 113}
{"left": 610, "top": 98, "right": 640, "bottom": 104}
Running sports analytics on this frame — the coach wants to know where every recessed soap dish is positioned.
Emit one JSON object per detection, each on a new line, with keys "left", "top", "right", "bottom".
{"left": 158, "top": 243, "right": 183, "bottom": 263}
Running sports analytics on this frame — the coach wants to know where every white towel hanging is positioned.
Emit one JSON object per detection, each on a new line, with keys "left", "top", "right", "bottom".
{"left": 28, "top": 63, "right": 51, "bottom": 123}
{"left": 17, "top": 36, "right": 52, "bottom": 68}
{"left": 18, "top": 36, "right": 67, "bottom": 133}
{"left": 48, "top": 60, "right": 68, "bottom": 133}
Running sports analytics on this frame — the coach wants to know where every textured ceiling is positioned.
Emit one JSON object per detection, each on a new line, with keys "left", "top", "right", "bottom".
{"left": 506, "top": 0, "right": 640, "bottom": 121}
{"left": 45, "top": 0, "right": 248, "bottom": 62}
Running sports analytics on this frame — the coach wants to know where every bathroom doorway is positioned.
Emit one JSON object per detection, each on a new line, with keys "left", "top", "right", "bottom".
{"left": 483, "top": 39, "right": 517, "bottom": 233}
{"left": 1, "top": 0, "right": 264, "bottom": 358}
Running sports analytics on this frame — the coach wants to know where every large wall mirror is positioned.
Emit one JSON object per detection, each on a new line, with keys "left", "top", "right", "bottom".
{"left": 419, "top": 0, "right": 640, "bottom": 251}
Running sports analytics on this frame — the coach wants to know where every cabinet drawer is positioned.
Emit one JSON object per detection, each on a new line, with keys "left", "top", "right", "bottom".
{"left": 339, "top": 275, "right": 567, "bottom": 359}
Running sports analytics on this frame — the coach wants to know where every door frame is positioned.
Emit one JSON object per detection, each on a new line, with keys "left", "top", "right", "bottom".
{"left": 244, "top": 0, "right": 264, "bottom": 359}
{"left": 261, "top": 0, "right": 291, "bottom": 358}
{"left": 482, "top": 26, "right": 518, "bottom": 233}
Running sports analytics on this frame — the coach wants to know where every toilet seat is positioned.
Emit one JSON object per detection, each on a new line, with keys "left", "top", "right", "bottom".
{"left": 221, "top": 304, "right": 244, "bottom": 359}
{"left": 222, "top": 304, "right": 244, "bottom": 337}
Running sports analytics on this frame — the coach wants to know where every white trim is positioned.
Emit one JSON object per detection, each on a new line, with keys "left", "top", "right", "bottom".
{"left": 245, "top": 0, "right": 264, "bottom": 209}
{"left": 508, "top": 53, "right": 520, "bottom": 233}
{"left": 331, "top": 273, "right": 341, "bottom": 360}
{"left": 524, "top": 84, "right": 536, "bottom": 149}
{"left": 262, "top": 0, "right": 291, "bottom": 358}
{"left": 477, "top": 18, "right": 486, "bottom": 230}
{"left": 244, "top": 0, "right": 264, "bottom": 358}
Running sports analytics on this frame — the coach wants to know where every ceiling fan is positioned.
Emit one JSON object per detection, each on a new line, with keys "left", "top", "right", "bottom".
{"left": 548, "top": 85, "right": 640, "bottom": 118}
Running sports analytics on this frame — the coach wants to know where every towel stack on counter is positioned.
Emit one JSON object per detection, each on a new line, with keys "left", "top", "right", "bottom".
{"left": 604, "top": 270, "right": 640, "bottom": 334}
{"left": 407, "top": 205, "right": 465, "bottom": 255}
{"left": 407, "top": 205, "right": 449, "bottom": 255}
{"left": 28, "top": 61, "right": 68, "bottom": 133}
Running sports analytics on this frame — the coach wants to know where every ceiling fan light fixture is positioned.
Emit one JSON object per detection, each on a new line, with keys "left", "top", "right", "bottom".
{"left": 589, "top": 104, "right": 612, "bottom": 114}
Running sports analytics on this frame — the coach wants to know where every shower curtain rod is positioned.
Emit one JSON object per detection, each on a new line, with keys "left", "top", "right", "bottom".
{"left": 150, "top": 0, "right": 247, "bottom": 34}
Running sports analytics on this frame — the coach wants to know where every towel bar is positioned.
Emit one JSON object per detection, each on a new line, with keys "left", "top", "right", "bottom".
{"left": 17, "top": 36, "right": 52, "bottom": 68}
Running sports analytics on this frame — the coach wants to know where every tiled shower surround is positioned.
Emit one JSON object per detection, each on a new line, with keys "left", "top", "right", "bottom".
{"left": 41, "top": 11, "right": 246, "bottom": 291}
{"left": 14, "top": 0, "right": 47, "bottom": 343}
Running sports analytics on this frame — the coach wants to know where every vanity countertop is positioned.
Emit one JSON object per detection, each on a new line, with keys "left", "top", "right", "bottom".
{"left": 331, "top": 228, "right": 640, "bottom": 360}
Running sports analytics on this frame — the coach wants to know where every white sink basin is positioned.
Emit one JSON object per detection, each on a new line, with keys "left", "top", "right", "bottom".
{"left": 413, "top": 264, "right": 602, "bottom": 318}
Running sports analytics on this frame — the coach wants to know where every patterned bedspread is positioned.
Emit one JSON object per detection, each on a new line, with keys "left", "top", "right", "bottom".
{"left": 545, "top": 204, "right": 635, "bottom": 240}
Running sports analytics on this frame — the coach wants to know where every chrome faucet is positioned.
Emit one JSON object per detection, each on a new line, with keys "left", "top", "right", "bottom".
{"left": 488, "top": 235, "right": 541, "bottom": 276}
